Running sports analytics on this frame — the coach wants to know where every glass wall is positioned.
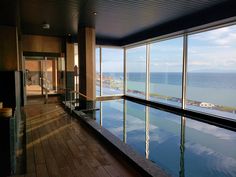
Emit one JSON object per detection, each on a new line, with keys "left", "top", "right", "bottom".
{"left": 126, "top": 45, "right": 147, "bottom": 99}
{"left": 102, "top": 48, "right": 124, "bottom": 95}
{"left": 149, "top": 37, "right": 183, "bottom": 107}
{"left": 96, "top": 47, "right": 101, "bottom": 96}
{"left": 95, "top": 23, "right": 236, "bottom": 120}
{"left": 74, "top": 44, "right": 79, "bottom": 91}
{"left": 187, "top": 25, "right": 236, "bottom": 119}
{"left": 74, "top": 44, "right": 78, "bottom": 66}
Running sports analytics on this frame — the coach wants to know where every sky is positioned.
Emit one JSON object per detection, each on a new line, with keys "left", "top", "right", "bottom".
{"left": 94, "top": 24, "right": 236, "bottom": 73}
{"left": 188, "top": 25, "right": 236, "bottom": 72}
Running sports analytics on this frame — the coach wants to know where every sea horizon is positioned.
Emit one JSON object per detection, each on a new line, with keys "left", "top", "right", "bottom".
{"left": 98, "top": 72, "right": 236, "bottom": 109}
{"left": 101, "top": 71, "right": 236, "bottom": 73}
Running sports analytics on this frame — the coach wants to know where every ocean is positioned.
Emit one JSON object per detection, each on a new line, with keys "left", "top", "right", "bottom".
{"left": 126, "top": 72, "right": 236, "bottom": 89}
{"left": 101, "top": 72, "right": 236, "bottom": 108}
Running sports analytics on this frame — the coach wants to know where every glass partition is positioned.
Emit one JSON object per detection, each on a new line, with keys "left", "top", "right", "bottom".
{"left": 25, "top": 58, "right": 58, "bottom": 96}
{"left": 95, "top": 23, "right": 236, "bottom": 121}
{"left": 102, "top": 48, "right": 124, "bottom": 95}
{"left": 74, "top": 44, "right": 79, "bottom": 91}
{"left": 187, "top": 25, "right": 236, "bottom": 119}
{"left": 126, "top": 45, "right": 147, "bottom": 99}
{"left": 25, "top": 59, "right": 42, "bottom": 95}
{"left": 96, "top": 47, "right": 101, "bottom": 96}
{"left": 149, "top": 37, "right": 183, "bottom": 107}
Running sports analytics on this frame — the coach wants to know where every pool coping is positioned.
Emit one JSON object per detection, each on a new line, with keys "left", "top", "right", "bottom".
{"left": 72, "top": 109, "right": 170, "bottom": 177}
{"left": 124, "top": 95, "right": 236, "bottom": 132}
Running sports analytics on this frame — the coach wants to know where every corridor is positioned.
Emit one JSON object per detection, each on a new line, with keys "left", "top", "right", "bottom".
{"left": 20, "top": 98, "right": 140, "bottom": 177}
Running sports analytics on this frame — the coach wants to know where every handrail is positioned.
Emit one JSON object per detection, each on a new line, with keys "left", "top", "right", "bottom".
{"left": 40, "top": 77, "right": 51, "bottom": 90}
{"left": 40, "top": 77, "right": 51, "bottom": 84}
{"left": 39, "top": 77, "right": 50, "bottom": 104}
{"left": 69, "top": 90, "right": 92, "bottom": 100}
{"left": 42, "top": 86, "right": 50, "bottom": 92}
{"left": 62, "top": 89, "right": 94, "bottom": 112}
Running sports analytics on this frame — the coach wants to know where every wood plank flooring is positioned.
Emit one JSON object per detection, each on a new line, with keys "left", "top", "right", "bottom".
{"left": 19, "top": 100, "right": 141, "bottom": 177}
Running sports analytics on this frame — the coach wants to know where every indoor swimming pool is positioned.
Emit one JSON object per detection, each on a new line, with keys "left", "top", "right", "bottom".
{"left": 82, "top": 99, "right": 236, "bottom": 177}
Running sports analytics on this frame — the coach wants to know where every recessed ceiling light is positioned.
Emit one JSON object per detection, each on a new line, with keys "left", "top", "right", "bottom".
{"left": 93, "top": 12, "right": 97, "bottom": 15}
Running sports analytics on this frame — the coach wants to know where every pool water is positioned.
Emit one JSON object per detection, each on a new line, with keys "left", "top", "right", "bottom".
{"left": 84, "top": 99, "right": 236, "bottom": 177}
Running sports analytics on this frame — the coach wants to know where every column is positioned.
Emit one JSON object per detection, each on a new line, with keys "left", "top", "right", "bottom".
{"left": 66, "top": 42, "right": 75, "bottom": 91}
{"left": 78, "top": 27, "right": 96, "bottom": 101}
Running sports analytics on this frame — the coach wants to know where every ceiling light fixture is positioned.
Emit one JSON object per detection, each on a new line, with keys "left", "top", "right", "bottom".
{"left": 42, "top": 23, "right": 50, "bottom": 29}
{"left": 93, "top": 12, "right": 97, "bottom": 15}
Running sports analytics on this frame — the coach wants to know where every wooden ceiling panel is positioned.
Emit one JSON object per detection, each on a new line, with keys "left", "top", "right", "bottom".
{"left": 0, "top": 0, "right": 17, "bottom": 26}
{"left": 93, "top": 0, "right": 232, "bottom": 39}
{"left": 21, "top": 0, "right": 83, "bottom": 36}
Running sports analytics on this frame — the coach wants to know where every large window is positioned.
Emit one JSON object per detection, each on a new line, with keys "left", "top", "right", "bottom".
{"left": 149, "top": 37, "right": 183, "bottom": 106}
{"left": 95, "top": 23, "right": 236, "bottom": 120}
{"left": 102, "top": 48, "right": 124, "bottom": 95}
{"left": 126, "top": 45, "right": 147, "bottom": 99}
{"left": 96, "top": 48, "right": 100, "bottom": 96}
{"left": 187, "top": 25, "right": 236, "bottom": 119}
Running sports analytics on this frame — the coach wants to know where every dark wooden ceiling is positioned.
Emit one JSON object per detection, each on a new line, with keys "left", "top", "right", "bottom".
{"left": 0, "top": 0, "right": 18, "bottom": 26}
{"left": 1, "top": 0, "right": 236, "bottom": 45}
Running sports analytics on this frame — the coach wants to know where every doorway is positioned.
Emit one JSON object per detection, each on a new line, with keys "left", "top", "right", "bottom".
{"left": 25, "top": 57, "right": 58, "bottom": 96}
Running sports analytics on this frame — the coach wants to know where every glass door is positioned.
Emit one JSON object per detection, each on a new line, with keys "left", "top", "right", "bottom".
{"left": 41, "top": 58, "right": 58, "bottom": 95}
{"left": 25, "top": 57, "right": 58, "bottom": 96}
{"left": 25, "top": 59, "right": 42, "bottom": 96}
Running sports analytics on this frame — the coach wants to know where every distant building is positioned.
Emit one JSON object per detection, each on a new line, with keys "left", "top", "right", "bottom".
{"left": 200, "top": 102, "right": 215, "bottom": 108}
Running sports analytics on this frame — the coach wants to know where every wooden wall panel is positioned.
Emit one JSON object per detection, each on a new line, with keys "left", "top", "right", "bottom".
{"left": 0, "top": 26, "right": 19, "bottom": 71}
{"left": 85, "top": 28, "right": 96, "bottom": 100}
{"left": 22, "top": 35, "right": 62, "bottom": 53}
{"left": 66, "top": 43, "right": 74, "bottom": 72}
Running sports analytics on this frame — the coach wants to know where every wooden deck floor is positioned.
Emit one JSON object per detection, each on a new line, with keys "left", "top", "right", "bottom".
{"left": 18, "top": 99, "right": 141, "bottom": 177}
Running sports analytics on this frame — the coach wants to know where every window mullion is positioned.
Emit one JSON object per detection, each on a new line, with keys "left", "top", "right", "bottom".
{"left": 182, "top": 34, "right": 188, "bottom": 109}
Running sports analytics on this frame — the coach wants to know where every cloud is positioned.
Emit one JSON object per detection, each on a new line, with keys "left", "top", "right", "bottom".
{"left": 151, "top": 45, "right": 183, "bottom": 52}
{"left": 188, "top": 61, "right": 211, "bottom": 66}
{"left": 191, "top": 25, "right": 236, "bottom": 46}
{"left": 97, "top": 25, "right": 236, "bottom": 72}
{"left": 187, "top": 119, "right": 236, "bottom": 140}
{"left": 185, "top": 142, "right": 236, "bottom": 176}
{"left": 108, "top": 127, "right": 123, "bottom": 134}
{"left": 188, "top": 43, "right": 236, "bottom": 71}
